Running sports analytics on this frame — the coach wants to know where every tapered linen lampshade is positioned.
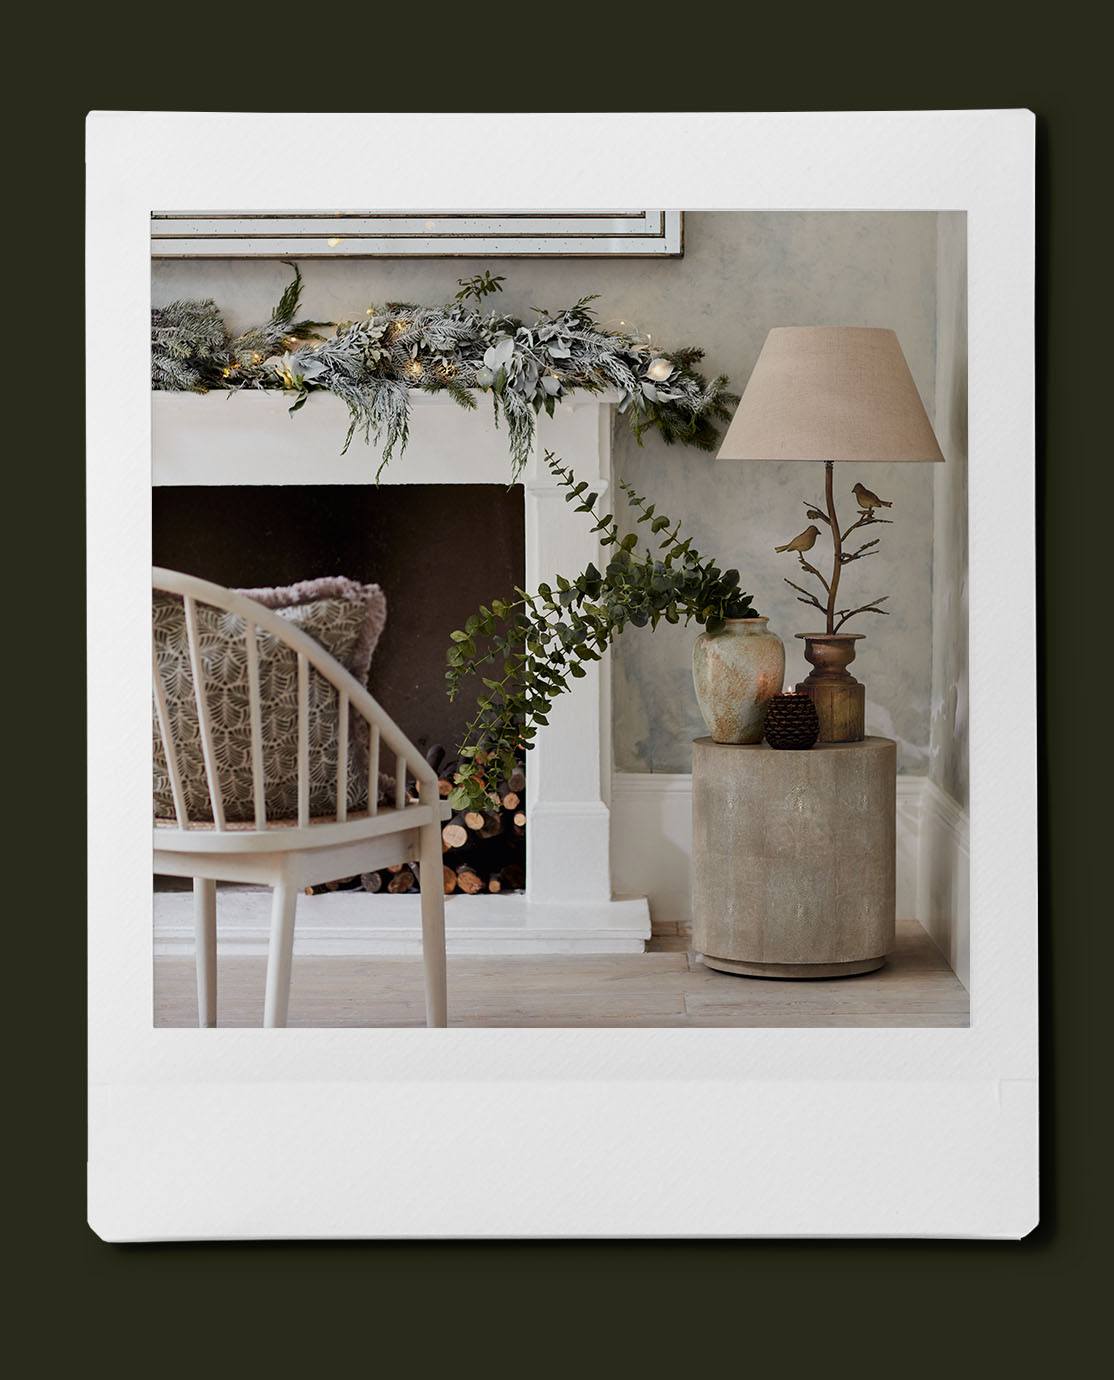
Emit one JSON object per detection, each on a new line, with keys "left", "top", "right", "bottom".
{"left": 717, "top": 326, "right": 944, "bottom": 464}
{"left": 716, "top": 326, "right": 944, "bottom": 746}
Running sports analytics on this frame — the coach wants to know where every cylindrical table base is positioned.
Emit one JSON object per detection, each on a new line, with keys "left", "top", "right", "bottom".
{"left": 692, "top": 736, "right": 896, "bottom": 980}
{"left": 701, "top": 954, "right": 885, "bottom": 980}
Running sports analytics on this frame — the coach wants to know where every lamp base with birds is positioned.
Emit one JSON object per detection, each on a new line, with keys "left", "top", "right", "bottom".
{"left": 796, "top": 633, "right": 865, "bottom": 743}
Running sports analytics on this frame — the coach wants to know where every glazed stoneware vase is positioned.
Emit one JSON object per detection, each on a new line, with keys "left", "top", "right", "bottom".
{"left": 692, "top": 617, "right": 786, "bottom": 744}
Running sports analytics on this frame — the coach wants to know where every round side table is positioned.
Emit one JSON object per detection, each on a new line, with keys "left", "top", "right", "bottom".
{"left": 691, "top": 736, "right": 896, "bottom": 978}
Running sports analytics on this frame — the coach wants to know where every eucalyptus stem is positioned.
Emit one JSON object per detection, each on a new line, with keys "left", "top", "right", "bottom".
{"left": 444, "top": 450, "right": 759, "bottom": 810}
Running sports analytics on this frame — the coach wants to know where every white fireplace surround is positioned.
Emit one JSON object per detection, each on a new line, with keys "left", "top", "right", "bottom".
{"left": 152, "top": 389, "right": 652, "bottom": 954}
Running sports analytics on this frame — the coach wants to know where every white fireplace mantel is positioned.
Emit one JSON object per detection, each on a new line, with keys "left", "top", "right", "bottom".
{"left": 152, "top": 389, "right": 651, "bottom": 955}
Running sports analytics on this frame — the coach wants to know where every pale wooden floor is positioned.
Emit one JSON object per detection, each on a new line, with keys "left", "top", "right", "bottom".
{"left": 154, "top": 917, "right": 968, "bottom": 1028}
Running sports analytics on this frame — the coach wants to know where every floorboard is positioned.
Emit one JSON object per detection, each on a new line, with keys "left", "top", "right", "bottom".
{"left": 153, "top": 917, "right": 968, "bottom": 1028}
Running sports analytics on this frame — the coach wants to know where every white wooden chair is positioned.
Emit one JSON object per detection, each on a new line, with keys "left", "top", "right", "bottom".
{"left": 152, "top": 568, "right": 450, "bottom": 1028}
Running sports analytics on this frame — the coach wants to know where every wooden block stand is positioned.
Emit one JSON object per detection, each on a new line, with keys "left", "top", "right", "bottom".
{"left": 691, "top": 736, "right": 896, "bottom": 978}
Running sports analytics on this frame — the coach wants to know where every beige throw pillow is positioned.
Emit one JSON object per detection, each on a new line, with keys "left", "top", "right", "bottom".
{"left": 153, "top": 576, "right": 387, "bottom": 823}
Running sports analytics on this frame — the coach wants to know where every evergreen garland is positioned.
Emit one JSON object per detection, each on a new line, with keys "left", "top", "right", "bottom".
{"left": 151, "top": 267, "right": 738, "bottom": 479}
{"left": 151, "top": 264, "right": 325, "bottom": 393}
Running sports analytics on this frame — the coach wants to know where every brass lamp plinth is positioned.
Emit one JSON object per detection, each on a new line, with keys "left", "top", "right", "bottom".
{"left": 796, "top": 632, "right": 865, "bottom": 743}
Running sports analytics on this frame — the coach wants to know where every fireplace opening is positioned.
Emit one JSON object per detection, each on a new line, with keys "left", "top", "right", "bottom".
{"left": 153, "top": 482, "right": 526, "bottom": 895}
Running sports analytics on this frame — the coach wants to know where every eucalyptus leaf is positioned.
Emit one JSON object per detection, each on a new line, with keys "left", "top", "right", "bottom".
{"left": 444, "top": 451, "right": 760, "bottom": 810}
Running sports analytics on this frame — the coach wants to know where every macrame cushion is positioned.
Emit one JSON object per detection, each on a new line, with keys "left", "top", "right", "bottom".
{"left": 153, "top": 577, "right": 387, "bottom": 823}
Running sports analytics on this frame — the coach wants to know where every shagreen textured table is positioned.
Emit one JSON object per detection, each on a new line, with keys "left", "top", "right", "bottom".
{"left": 691, "top": 736, "right": 896, "bottom": 978}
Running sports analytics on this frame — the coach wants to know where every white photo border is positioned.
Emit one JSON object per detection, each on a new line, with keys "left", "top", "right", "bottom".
{"left": 87, "top": 110, "right": 1036, "bottom": 1240}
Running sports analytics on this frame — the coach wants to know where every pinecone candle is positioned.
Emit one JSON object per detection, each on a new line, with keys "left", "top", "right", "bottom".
{"left": 763, "top": 685, "right": 820, "bottom": 750}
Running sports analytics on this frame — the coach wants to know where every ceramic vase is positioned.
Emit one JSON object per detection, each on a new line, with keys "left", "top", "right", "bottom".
{"left": 692, "top": 617, "right": 785, "bottom": 744}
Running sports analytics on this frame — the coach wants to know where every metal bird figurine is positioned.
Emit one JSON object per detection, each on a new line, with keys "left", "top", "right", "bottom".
{"left": 774, "top": 524, "right": 820, "bottom": 554}
{"left": 852, "top": 482, "right": 893, "bottom": 513}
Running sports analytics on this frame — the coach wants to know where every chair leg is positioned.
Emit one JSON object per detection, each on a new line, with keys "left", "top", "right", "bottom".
{"left": 263, "top": 881, "right": 298, "bottom": 1028}
{"left": 419, "top": 822, "right": 448, "bottom": 1027}
{"left": 193, "top": 878, "right": 217, "bottom": 1028}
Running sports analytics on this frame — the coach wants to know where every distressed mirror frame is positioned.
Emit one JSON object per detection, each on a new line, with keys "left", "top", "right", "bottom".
{"left": 151, "top": 209, "right": 684, "bottom": 258}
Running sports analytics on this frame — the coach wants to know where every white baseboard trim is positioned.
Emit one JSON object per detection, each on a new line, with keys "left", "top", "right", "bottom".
{"left": 914, "top": 778, "right": 971, "bottom": 989}
{"left": 611, "top": 770, "right": 969, "bottom": 985}
{"left": 154, "top": 889, "right": 651, "bottom": 958}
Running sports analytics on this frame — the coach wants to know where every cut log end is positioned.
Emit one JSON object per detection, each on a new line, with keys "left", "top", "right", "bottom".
{"left": 456, "top": 864, "right": 484, "bottom": 895}
{"left": 442, "top": 821, "right": 469, "bottom": 850}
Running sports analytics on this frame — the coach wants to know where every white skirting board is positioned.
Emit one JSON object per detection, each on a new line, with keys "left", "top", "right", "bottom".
{"left": 153, "top": 890, "right": 651, "bottom": 958}
{"left": 609, "top": 771, "right": 970, "bottom": 988}
{"left": 913, "top": 780, "right": 971, "bottom": 989}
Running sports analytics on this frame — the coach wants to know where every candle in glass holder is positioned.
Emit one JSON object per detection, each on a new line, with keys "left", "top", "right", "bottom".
{"left": 763, "top": 683, "right": 820, "bottom": 750}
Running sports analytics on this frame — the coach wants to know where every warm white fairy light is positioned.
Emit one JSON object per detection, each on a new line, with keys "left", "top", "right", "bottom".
{"left": 327, "top": 236, "right": 342, "bottom": 247}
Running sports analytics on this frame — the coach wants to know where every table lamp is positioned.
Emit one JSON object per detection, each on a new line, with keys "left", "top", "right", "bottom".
{"left": 717, "top": 326, "right": 944, "bottom": 742}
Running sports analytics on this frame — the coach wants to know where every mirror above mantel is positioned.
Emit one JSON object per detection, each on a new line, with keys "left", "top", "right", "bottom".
{"left": 151, "top": 210, "right": 684, "bottom": 259}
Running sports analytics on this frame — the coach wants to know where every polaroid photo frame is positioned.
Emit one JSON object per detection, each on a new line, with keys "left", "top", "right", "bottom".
{"left": 87, "top": 110, "right": 1036, "bottom": 1239}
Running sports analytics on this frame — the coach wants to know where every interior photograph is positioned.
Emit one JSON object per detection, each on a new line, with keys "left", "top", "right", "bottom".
{"left": 150, "top": 208, "right": 969, "bottom": 1030}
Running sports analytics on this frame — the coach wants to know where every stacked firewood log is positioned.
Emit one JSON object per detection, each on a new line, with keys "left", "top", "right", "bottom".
{"left": 307, "top": 745, "right": 526, "bottom": 897}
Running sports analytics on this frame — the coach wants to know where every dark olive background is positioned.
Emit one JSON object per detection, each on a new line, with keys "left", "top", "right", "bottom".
{"left": 10, "top": 16, "right": 1106, "bottom": 1372}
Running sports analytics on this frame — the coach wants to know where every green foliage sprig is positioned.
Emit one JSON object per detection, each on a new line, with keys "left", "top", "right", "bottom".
{"left": 444, "top": 451, "right": 757, "bottom": 810}
{"left": 453, "top": 271, "right": 506, "bottom": 306}
{"left": 152, "top": 268, "right": 738, "bottom": 479}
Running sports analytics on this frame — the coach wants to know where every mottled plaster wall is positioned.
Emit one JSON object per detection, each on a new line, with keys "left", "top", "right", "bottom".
{"left": 152, "top": 211, "right": 943, "bottom": 774}
{"left": 929, "top": 214, "right": 969, "bottom": 806}
{"left": 604, "top": 213, "right": 940, "bottom": 772}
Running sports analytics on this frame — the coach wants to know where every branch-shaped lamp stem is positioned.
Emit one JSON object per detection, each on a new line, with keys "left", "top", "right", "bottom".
{"left": 823, "top": 460, "right": 841, "bottom": 634}
{"left": 784, "top": 463, "right": 891, "bottom": 632}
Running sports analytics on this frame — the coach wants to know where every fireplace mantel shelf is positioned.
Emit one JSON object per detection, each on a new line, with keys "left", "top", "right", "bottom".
{"left": 152, "top": 389, "right": 621, "bottom": 488}
{"left": 152, "top": 388, "right": 651, "bottom": 955}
